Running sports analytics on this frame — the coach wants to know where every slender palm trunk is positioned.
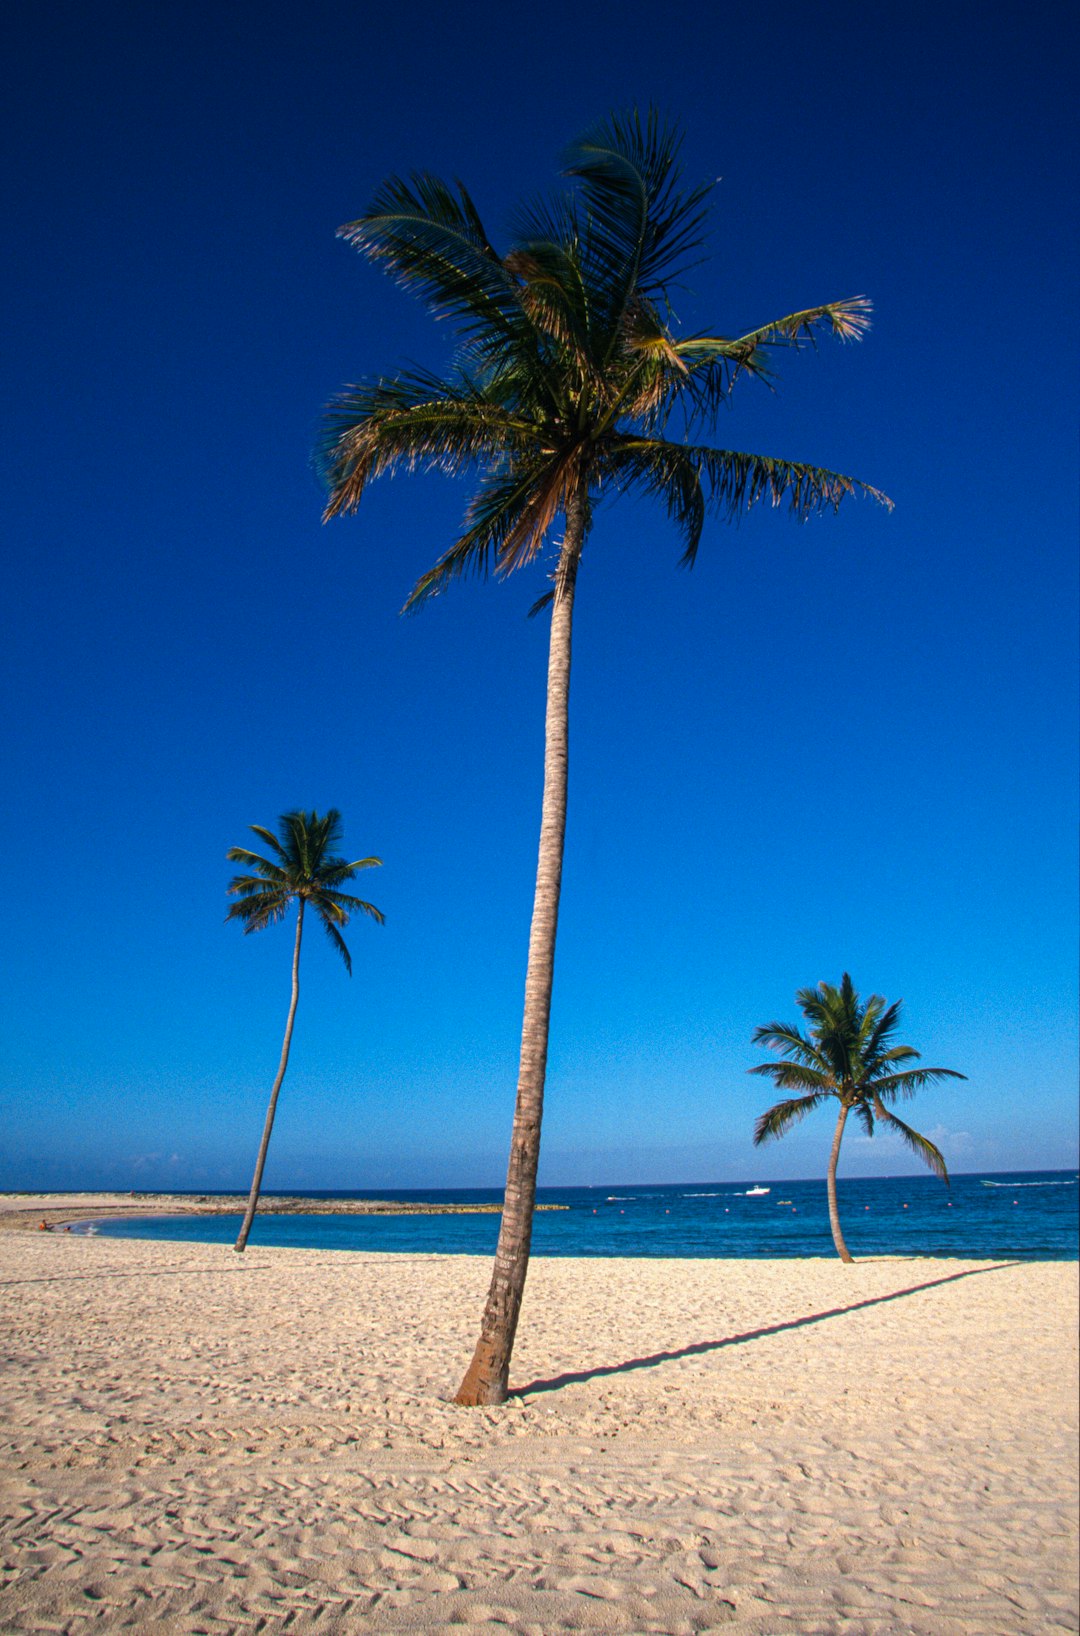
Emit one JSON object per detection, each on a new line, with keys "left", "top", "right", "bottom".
{"left": 234, "top": 902, "right": 305, "bottom": 1253}
{"left": 827, "top": 1101, "right": 854, "bottom": 1263}
{"left": 455, "top": 494, "right": 587, "bottom": 1405}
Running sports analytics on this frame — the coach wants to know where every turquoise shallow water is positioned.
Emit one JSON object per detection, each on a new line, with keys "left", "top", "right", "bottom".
{"left": 91, "top": 1170, "right": 1078, "bottom": 1258}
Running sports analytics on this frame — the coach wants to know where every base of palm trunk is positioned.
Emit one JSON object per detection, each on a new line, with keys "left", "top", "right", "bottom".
{"left": 455, "top": 1343, "right": 509, "bottom": 1406}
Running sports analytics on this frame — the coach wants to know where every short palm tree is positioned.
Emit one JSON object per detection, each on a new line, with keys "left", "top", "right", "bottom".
{"left": 320, "top": 110, "right": 891, "bottom": 1401}
{"left": 226, "top": 809, "right": 383, "bottom": 1252}
{"left": 750, "top": 974, "right": 965, "bottom": 1261}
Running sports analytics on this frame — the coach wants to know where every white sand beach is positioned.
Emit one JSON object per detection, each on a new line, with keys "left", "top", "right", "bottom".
{"left": 1, "top": 1219, "right": 1076, "bottom": 1634}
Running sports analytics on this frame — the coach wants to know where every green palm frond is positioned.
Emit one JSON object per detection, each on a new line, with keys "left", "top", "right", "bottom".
{"left": 246, "top": 824, "right": 291, "bottom": 864}
{"left": 564, "top": 110, "right": 710, "bottom": 351}
{"left": 855, "top": 1100, "right": 876, "bottom": 1135}
{"left": 673, "top": 298, "right": 872, "bottom": 408}
{"left": 318, "top": 911, "right": 354, "bottom": 974}
{"left": 320, "top": 887, "right": 385, "bottom": 924}
{"left": 871, "top": 1097, "right": 950, "bottom": 1182}
{"left": 719, "top": 296, "right": 873, "bottom": 359}
{"left": 224, "top": 851, "right": 286, "bottom": 883}
{"left": 749, "top": 1020, "right": 828, "bottom": 1071}
{"left": 225, "top": 890, "right": 291, "bottom": 932}
{"left": 320, "top": 371, "right": 537, "bottom": 520}
{"left": 601, "top": 438, "right": 890, "bottom": 566}
{"left": 338, "top": 173, "right": 519, "bottom": 343}
{"left": 747, "top": 1061, "right": 832, "bottom": 1092}
{"left": 876, "top": 1043, "right": 920, "bottom": 1065}
{"left": 754, "top": 1093, "right": 830, "bottom": 1144}
{"left": 503, "top": 234, "right": 592, "bottom": 364}
{"left": 225, "top": 873, "right": 284, "bottom": 898}
{"left": 319, "top": 857, "right": 382, "bottom": 887}
{"left": 694, "top": 446, "right": 890, "bottom": 539}
{"left": 403, "top": 451, "right": 578, "bottom": 609}
{"left": 870, "top": 1067, "right": 968, "bottom": 1101}
{"left": 861, "top": 997, "right": 902, "bottom": 1065}
{"left": 599, "top": 437, "right": 705, "bottom": 560}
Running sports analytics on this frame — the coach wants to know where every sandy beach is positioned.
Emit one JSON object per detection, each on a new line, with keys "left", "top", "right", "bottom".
{"left": 1, "top": 1217, "right": 1076, "bottom": 1634}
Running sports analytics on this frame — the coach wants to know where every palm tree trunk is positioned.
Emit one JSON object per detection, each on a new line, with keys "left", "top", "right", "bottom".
{"left": 455, "top": 491, "right": 587, "bottom": 1405}
{"left": 827, "top": 1102, "right": 854, "bottom": 1263}
{"left": 234, "top": 901, "right": 305, "bottom": 1253}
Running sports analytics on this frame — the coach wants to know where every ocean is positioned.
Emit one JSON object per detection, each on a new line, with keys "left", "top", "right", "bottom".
{"left": 92, "top": 1170, "right": 1077, "bottom": 1259}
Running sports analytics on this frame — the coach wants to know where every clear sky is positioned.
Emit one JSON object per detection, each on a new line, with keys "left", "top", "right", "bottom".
{"left": 3, "top": 0, "right": 1077, "bottom": 1193}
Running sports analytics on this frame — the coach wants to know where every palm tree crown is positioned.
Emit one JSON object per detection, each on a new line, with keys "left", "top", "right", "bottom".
{"left": 318, "top": 108, "right": 891, "bottom": 606}
{"left": 226, "top": 809, "right": 383, "bottom": 971}
{"left": 751, "top": 973, "right": 966, "bottom": 1180}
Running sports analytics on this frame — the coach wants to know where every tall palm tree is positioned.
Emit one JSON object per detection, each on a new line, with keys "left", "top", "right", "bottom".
{"left": 750, "top": 974, "right": 965, "bottom": 1261}
{"left": 226, "top": 809, "right": 383, "bottom": 1252}
{"left": 320, "top": 110, "right": 891, "bottom": 1402}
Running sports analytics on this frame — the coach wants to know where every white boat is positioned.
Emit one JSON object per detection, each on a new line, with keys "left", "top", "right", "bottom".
{"left": 745, "top": 1185, "right": 770, "bottom": 1196}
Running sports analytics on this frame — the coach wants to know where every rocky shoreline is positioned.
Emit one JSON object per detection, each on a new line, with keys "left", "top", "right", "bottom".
{"left": 0, "top": 1191, "right": 564, "bottom": 1233}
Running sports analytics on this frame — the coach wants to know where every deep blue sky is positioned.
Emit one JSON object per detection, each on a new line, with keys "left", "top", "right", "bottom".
{"left": 3, "top": 0, "right": 1077, "bottom": 1192}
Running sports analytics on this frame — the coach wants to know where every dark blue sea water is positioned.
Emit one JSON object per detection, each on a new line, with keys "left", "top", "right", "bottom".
{"left": 91, "top": 1170, "right": 1077, "bottom": 1259}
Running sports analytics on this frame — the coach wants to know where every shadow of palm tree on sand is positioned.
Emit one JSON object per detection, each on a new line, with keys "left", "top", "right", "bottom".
{"left": 513, "top": 1262, "right": 1020, "bottom": 1397}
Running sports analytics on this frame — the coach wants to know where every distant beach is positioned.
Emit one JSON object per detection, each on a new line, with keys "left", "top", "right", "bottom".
{"left": 0, "top": 1190, "right": 566, "bottom": 1234}
{"left": 1, "top": 1218, "right": 1076, "bottom": 1633}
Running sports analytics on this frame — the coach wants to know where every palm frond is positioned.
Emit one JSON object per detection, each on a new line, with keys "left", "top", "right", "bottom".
{"left": 319, "top": 856, "right": 383, "bottom": 886}
{"left": 748, "top": 1061, "right": 832, "bottom": 1092}
{"left": 402, "top": 452, "right": 577, "bottom": 609}
{"left": 225, "top": 891, "right": 291, "bottom": 932}
{"left": 753, "top": 1092, "right": 830, "bottom": 1144}
{"left": 338, "top": 173, "right": 519, "bottom": 342}
{"left": 503, "top": 234, "right": 592, "bottom": 365}
{"left": 247, "top": 822, "right": 290, "bottom": 860}
{"left": 749, "top": 1020, "right": 828, "bottom": 1070}
{"left": 871, "top": 1097, "right": 950, "bottom": 1183}
{"left": 716, "top": 296, "right": 870, "bottom": 356}
{"left": 564, "top": 109, "right": 710, "bottom": 357}
{"left": 317, "top": 911, "right": 354, "bottom": 975}
{"left": 225, "top": 847, "right": 286, "bottom": 883}
{"left": 320, "top": 370, "right": 537, "bottom": 520}
{"left": 225, "top": 873, "right": 288, "bottom": 899}
{"left": 664, "top": 445, "right": 891, "bottom": 559}
{"left": 319, "top": 888, "right": 385, "bottom": 925}
{"left": 855, "top": 1100, "right": 876, "bottom": 1136}
{"left": 870, "top": 1067, "right": 968, "bottom": 1102}
{"left": 860, "top": 996, "right": 901, "bottom": 1064}
{"left": 598, "top": 437, "right": 706, "bottom": 561}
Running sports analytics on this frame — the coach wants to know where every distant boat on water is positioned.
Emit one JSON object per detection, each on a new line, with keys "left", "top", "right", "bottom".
{"left": 745, "top": 1186, "right": 770, "bottom": 1196}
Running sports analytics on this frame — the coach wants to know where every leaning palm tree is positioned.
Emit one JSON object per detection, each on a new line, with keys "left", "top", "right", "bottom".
{"left": 750, "top": 974, "right": 965, "bottom": 1261}
{"left": 226, "top": 809, "right": 383, "bottom": 1252}
{"left": 320, "top": 110, "right": 891, "bottom": 1402}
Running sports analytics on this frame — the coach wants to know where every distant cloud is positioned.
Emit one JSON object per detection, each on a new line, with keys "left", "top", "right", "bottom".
{"left": 926, "top": 1124, "right": 974, "bottom": 1152}
{"left": 851, "top": 1123, "right": 981, "bottom": 1159}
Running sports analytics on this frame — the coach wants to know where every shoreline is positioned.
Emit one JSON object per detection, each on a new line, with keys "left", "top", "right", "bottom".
{"left": 0, "top": 1189, "right": 567, "bottom": 1234}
